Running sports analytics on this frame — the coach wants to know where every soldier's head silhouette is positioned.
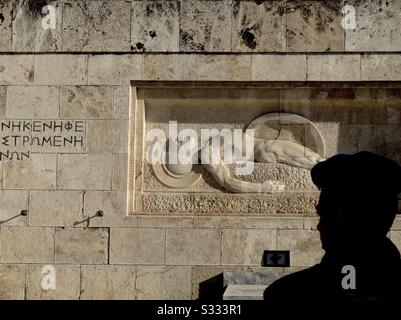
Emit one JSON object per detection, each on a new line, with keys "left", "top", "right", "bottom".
{"left": 264, "top": 151, "right": 401, "bottom": 301}
{"left": 311, "top": 151, "right": 401, "bottom": 256}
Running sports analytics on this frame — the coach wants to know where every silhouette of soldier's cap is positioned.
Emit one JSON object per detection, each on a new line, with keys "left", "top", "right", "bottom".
{"left": 311, "top": 151, "right": 401, "bottom": 196}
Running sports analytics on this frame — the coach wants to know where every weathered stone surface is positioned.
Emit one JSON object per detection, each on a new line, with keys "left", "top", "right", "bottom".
{"left": 391, "top": 217, "right": 401, "bottom": 231}
{"left": 113, "top": 86, "right": 129, "bottom": 119}
{"left": 194, "top": 216, "right": 303, "bottom": 230}
{"left": 278, "top": 230, "right": 324, "bottom": 266}
{"left": 6, "top": 86, "right": 59, "bottom": 119}
{"left": 223, "top": 284, "right": 267, "bottom": 300}
{"left": 303, "top": 216, "right": 319, "bottom": 230}
{"left": 57, "top": 154, "right": 113, "bottom": 190}
{"left": 87, "top": 120, "right": 128, "bottom": 153}
{"left": 83, "top": 191, "right": 137, "bottom": 227}
{"left": 3, "top": 154, "right": 57, "bottom": 189}
{"left": 137, "top": 216, "right": 194, "bottom": 228}
{"left": 30, "top": 191, "right": 83, "bottom": 227}
{"left": 34, "top": 55, "right": 87, "bottom": 85}
{"left": 197, "top": 55, "right": 251, "bottom": 81}
{"left": 308, "top": 54, "right": 361, "bottom": 81}
{"left": 0, "top": 55, "right": 35, "bottom": 85}
{"left": 132, "top": 0, "right": 179, "bottom": 52}
{"left": 232, "top": 0, "right": 286, "bottom": 52}
{"left": 12, "top": 0, "right": 62, "bottom": 52}
{"left": 143, "top": 193, "right": 318, "bottom": 215}
{"left": 286, "top": 0, "right": 344, "bottom": 51}
{"left": 112, "top": 154, "right": 128, "bottom": 190}
{"left": 62, "top": 0, "right": 130, "bottom": 51}
{"left": 0, "top": 190, "right": 29, "bottom": 226}
{"left": 390, "top": 231, "right": 401, "bottom": 252}
{"left": 0, "top": 0, "right": 12, "bottom": 52}
{"left": 26, "top": 264, "right": 80, "bottom": 300}
{"left": 346, "top": 0, "right": 401, "bottom": 51}
{"left": 80, "top": 265, "right": 136, "bottom": 300}
{"left": 88, "top": 54, "right": 143, "bottom": 85}
{"left": 362, "top": 54, "right": 401, "bottom": 81}
{"left": 144, "top": 54, "right": 197, "bottom": 80}
{"left": 180, "top": 0, "right": 231, "bottom": 52}
{"left": 191, "top": 265, "right": 281, "bottom": 299}
{"left": 0, "top": 265, "right": 25, "bottom": 300}
{"left": 223, "top": 271, "right": 287, "bottom": 286}
{"left": 252, "top": 55, "right": 306, "bottom": 81}
{"left": 60, "top": 86, "right": 113, "bottom": 119}
{"left": 136, "top": 266, "right": 192, "bottom": 299}
{"left": 166, "top": 228, "right": 220, "bottom": 265}
{"left": 0, "top": 227, "right": 54, "bottom": 263}
{"left": 110, "top": 228, "right": 165, "bottom": 264}
{"left": 0, "top": 86, "right": 6, "bottom": 117}
{"left": 55, "top": 228, "right": 108, "bottom": 264}
{"left": 222, "top": 229, "right": 277, "bottom": 266}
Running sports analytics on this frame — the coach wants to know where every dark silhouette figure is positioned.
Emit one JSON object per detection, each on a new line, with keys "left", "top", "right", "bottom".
{"left": 264, "top": 151, "right": 401, "bottom": 301}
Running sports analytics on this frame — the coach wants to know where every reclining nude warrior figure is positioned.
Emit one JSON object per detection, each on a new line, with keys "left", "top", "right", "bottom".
{"left": 199, "top": 128, "right": 325, "bottom": 194}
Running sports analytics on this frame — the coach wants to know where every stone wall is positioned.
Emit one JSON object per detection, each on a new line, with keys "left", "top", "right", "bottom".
{"left": 0, "top": 0, "right": 401, "bottom": 300}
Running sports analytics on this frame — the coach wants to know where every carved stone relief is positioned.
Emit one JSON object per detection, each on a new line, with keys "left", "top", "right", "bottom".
{"left": 152, "top": 112, "right": 325, "bottom": 194}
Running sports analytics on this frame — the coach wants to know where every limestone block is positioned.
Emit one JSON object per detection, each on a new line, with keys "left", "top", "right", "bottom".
{"left": 252, "top": 55, "right": 306, "bottom": 81}
{"left": 223, "top": 284, "right": 267, "bottom": 300}
{"left": 391, "top": 217, "right": 401, "bottom": 231}
{"left": 57, "top": 154, "right": 113, "bottom": 190}
{"left": 137, "top": 216, "right": 194, "bottom": 228}
{"left": 0, "top": 0, "right": 12, "bottom": 52}
{"left": 6, "top": 86, "right": 59, "bottom": 119}
{"left": 62, "top": 0, "right": 130, "bottom": 51}
{"left": 286, "top": 0, "right": 344, "bottom": 51}
{"left": 3, "top": 154, "right": 57, "bottom": 189}
{"left": 87, "top": 120, "right": 128, "bottom": 153}
{"left": 110, "top": 228, "right": 165, "bottom": 264}
{"left": 303, "top": 216, "right": 319, "bottom": 230}
{"left": 112, "top": 154, "right": 128, "bottom": 190}
{"left": 331, "top": 88, "right": 388, "bottom": 125}
{"left": 222, "top": 229, "right": 277, "bottom": 266}
{"left": 55, "top": 227, "right": 108, "bottom": 264}
{"left": 278, "top": 230, "right": 324, "bottom": 266}
{"left": 232, "top": 0, "right": 286, "bottom": 52}
{"left": 194, "top": 216, "right": 303, "bottom": 230}
{"left": 60, "top": 86, "right": 113, "bottom": 119}
{"left": 144, "top": 54, "right": 197, "bottom": 80}
{"left": 197, "top": 55, "right": 252, "bottom": 81}
{"left": 0, "top": 265, "right": 25, "bottom": 300}
{"left": 12, "top": 0, "right": 62, "bottom": 52}
{"left": 179, "top": 0, "right": 231, "bottom": 52}
{"left": 390, "top": 231, "right": 401, "bottom": 252}
{"left": 34, "top": 55, "right": 87, "bottom": 85}
{"left": 0, "top": 227, "right": 54, "bottom": 263}
{"left": 0, "top": 55, "right": 35, "bottom": 85}
{"left": 80, "top": 265, "right": 136, "bottom": 300}
{"left": 29, "top": 191, "right": 83, "bottom": 227}
{"left": 88, "top": 54, "right": 143, "bottom": 85}
{"left": 113, "top": 86, "right": 130, "bottom": 119}
{"left": 28, "top": 120, "right": 86, "bottom": 154}
{"left": 191, "top": 265, "right": 277, "bottom": 299}
{"left": 345, "top": 0, "right": 401, "bottom": 51}
{"left": 136, "top": 266, "right": 192, "bottom": 300}
{"left": 26, "top": 264, "right": 80, "bottom": 300}
{"left": 362, "top": 54, "right": 401, "bottom": 81}
{"left": 131, "top": 0, "right": 179, "bottom": 52}
{"left": 0, "top": 190, "right": 29, "bottom": 226}
{"left": 0, "top": 86, "right": 5, "bottom": 118}
{"left": 166, "top": 228, "right": 220, "bottom": 265}
{"left": 307, "top": 54, "right": 361, "bottom": 81}
{"left": 83, "top": 191, "right": 137, "bottom": 227}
